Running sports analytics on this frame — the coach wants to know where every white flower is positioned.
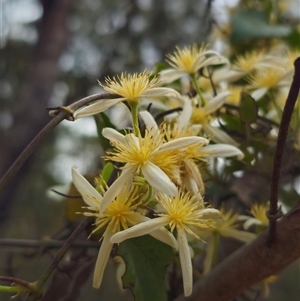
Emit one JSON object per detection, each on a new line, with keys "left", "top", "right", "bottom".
{"left": 71, "top": 166, "right": 177, "bottom": 289}
{"left": 242, "top": 202, "right": 269, "bottom": 231}
{"left": 179, "top": 92, "right": 240, "bottom": 146}
{"left": 111, "top": 190, "right": 221, "bottom": 297}
{"left": 198, "top": 208, "right": 256, "bottom": 274}
{"left": 248, "top": 67, "right": 292, "bottom": 100}
{"left": 140, "top": 110, "right": 243, "bottom": 199}
{"left": 74, "top": 71, "right": 180, "bottom": 119}
{"left": 100, "top": 125, "right": 208, "bottom": 215}
{"left": 159, "top": 44, "right": 229, "bottom": 84}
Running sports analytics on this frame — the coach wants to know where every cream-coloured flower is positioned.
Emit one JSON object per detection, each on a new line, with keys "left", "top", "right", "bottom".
{"left": 100, "top": 126, "right": 208, "bottom": 215}
{"left": 74, "top": 71, "right": 179, "bottom": 119}
{"left": 248, "top": 67, "right": 292, "bottom": 100}
{"left": 233, "top": 50, "right": 276, "bottom": 74}
{"left": 178, "top": 92, "right": 240, "bottom": 146}
{"left": 159, "top": 44, "right": 228, "bottom": 84}
{"left": 71, "top": 166, "right": 177, "bottom": 289}
{"left": 243, "top": 202, "right": 270, "bottom": 231}
{"left": 199, "top": 208, "right": 256, "bottom": 274}
{"left": 140, "top": 110, "right": 243, "bottom": 199}
{"left": 111, "top": 190, "right": 221, "bottom": 296}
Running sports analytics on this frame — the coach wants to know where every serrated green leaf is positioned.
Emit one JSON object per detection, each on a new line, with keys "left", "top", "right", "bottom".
{"left": 239, "top": 92, "right": 258, "bottom": 124}
{"left": 117, "top": 235, "right": 174, "bottom": 301}
{"left": 230, "top": 10, "right": 292, "bottom": 43}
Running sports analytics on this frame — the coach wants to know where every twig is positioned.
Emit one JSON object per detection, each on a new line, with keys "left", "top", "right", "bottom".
{"left": 0, "top": 93, "right": 115, "bottom": 192}
{"left": 0, "top": 276, "right": 32, "bottom": 290}
{"left": 0, "top": 238, "right": 100, "bottom": 249}
{"left": 267, "top": 57, "right": 300, "bottom": 246}
{"left": 25, "top": 217, "right": 93, "bottom": 301}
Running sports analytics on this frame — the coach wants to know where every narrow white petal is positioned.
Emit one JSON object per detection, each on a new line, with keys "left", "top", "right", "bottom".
{"left": 183, "top": 176, "right": 203, "bottom": 203}
{"left": 71, "top": 166, "right": 102, "bottom": 207}
{"left": 142, "top": 163, "right": 177, "bottom": 196}
{"left": 203, "top": 235, "right": 214, "bottom": 274}
{"left": 93, "top": 226, "right": 114, "bottom": 288}
{"left": 111, "top": 217, "right": 170, "bottom": 243}
{"left": 99, "top": 165, "right": 136, "bottom": 215}
{"left": 193, "top": 51, "right": 224, "bottom": 70}
{"left": 183, "top": 160, "right": 204, "bottom": 194}
{"left": 150, "top": 227, "right": 178, "bottom": 250}
{"left": 177, "top": 227, "right": 193, "bottom": 296}
{"left": 178, "top": 99, "right": 193, "bottom": 134}
{"left": 102, "top": 127, "right": 125, "bottom": 144}
{"left": 74, "top": 98, "right": 124, "bottom": 119}
{"left": 159, "top": 69, "right": 186, "bottom": 84}
{"left": 141, "top": 87, "right": 180, "bottom": 98}
{"left": 251, "top": 87, "right": 268, "bottom": 100}
{"left": 139, "top": 111, "right": 160, "bottom": 139}
{"left": 197, "top": 56, "right": 229, "bottom": 70}
{"left": 159, "top": 137, "right": 209, "bottom": 152}
{"left": 204, "top": 92, "right": 230, "bottom": 115}
{"left": 203, "top": 124, "right": 239, "bottom": 146}
{"left": 197, "top": 208, "right": 221, "bottom": 220}
{"left": 243, "top": 218, "right": 262, "bottom": 230}
{"left": 221, "top": 228, "right": 256, "bottom": 242}
{"left": 214, "top": 68, "right": 245, "bottom": 83}
{"left": 200, "top": 144, "right": 244, "bottom": 160}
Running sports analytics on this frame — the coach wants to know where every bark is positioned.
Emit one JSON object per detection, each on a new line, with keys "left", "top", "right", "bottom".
{"left": 174, "top": 203, "right": 300, "bottom": 301}
{"left": 0, "top": 0, "right": 74, "bottom": 221}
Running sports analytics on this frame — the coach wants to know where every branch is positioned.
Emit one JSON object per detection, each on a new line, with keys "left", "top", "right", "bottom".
{"left": 0, "top": 238, "right": 100, "bottom": 249}
{"left": 174, "top": 203, "right": 300, "bottom": 301}
{"left": 267, "top": 57, "right": 300, "bottom": 245}
{"left": 25, "top": 217, "right": 93, "bottom": 301}
{"left": 0, "top": 93, "right": 115, "bottom": 193}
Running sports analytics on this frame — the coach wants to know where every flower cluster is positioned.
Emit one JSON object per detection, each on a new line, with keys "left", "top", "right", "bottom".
{"left": 69, "top": 43, "right": 297, "bottom": 297}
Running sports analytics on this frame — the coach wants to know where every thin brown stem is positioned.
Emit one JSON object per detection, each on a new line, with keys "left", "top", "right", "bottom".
{"left": 23, "top": 217, "right": 93, "bottom": 301}
{"left": 0, "top": 93, "right": 115, "bottom": 192}
{"left": 0, "top": 276, "right": 32, "bottom": 290}
{"left": 0, "top": 238, "right": 100, "bottom": 249}
{"left": 267, "top": 57, "right": 300, "bottom": 246}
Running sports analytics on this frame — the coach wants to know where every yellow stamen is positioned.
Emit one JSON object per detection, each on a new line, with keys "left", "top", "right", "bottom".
{"left": 99, "top": 71, "right": 158, "bottom": 102}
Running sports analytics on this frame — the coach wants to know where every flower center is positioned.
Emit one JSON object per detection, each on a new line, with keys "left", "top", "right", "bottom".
{"left": 249, "top": 68, "right": 284, "bottom": 88}
{"left": 167, "top": 45, "right": 205, "bottom": 74}
{"left": 190, "top": 108, "right": 208, "bottom": 124}
{"left": 158, "top": 191, "right": 210, "bottom": 235}
{"left": 99, "top": 71, "right": 158, "bottom": 102}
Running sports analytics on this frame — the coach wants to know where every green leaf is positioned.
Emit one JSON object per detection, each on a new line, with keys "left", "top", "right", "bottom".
{"left": 94, "top": 112, "right": 116, "bottom": 150}
{"left": 220, "top": 113, "right": 244, "bottom": 135}
{"left": 101, "top": 162, "right": 114, "bottom": 183}
{"left": 117, "top": 235, "right": 174, "bottom": 301}
{"left": 95, "top": 162, "right": 114, "bottom": 192}
{"left": 230, "top": 10, "right": 292, "bottom": 44}
{"left": 239, "top": 92, "right": 258, "bottom": 124}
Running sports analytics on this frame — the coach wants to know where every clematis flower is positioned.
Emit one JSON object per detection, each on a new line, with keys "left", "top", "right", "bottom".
{"left": 110, "top": 190, "right": 221, "bottom": 297}
{"left": 140, "top": 110, "right": 243, "bottom": 198}
{"left": 233, "top": 50, "right": 276, "bottom": 74}
{"left": 100, "top": 125, "right": 208, "bottom": 215}
{"left": 174, "top": 99, "right": 244, "bottom": 157}
{"left": 247, "top": 67, "right": 292, "bottom": 100}
{"left": 243, "top": 202, "right": 270, "bottom": 232}
{"left": 159, "top": 44, "right": 229, "bottom": 84}
{"left": 71, "top": 166, "right": 177, "bottom": 289}
{"left": 178, "top": 92, "right": 239, "bottom": 146}
{"left": 74, "top": 71, "right": 180, "bottom": 119}
{"left": 198, "top": 208, "right": 256, "bottom": 274}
